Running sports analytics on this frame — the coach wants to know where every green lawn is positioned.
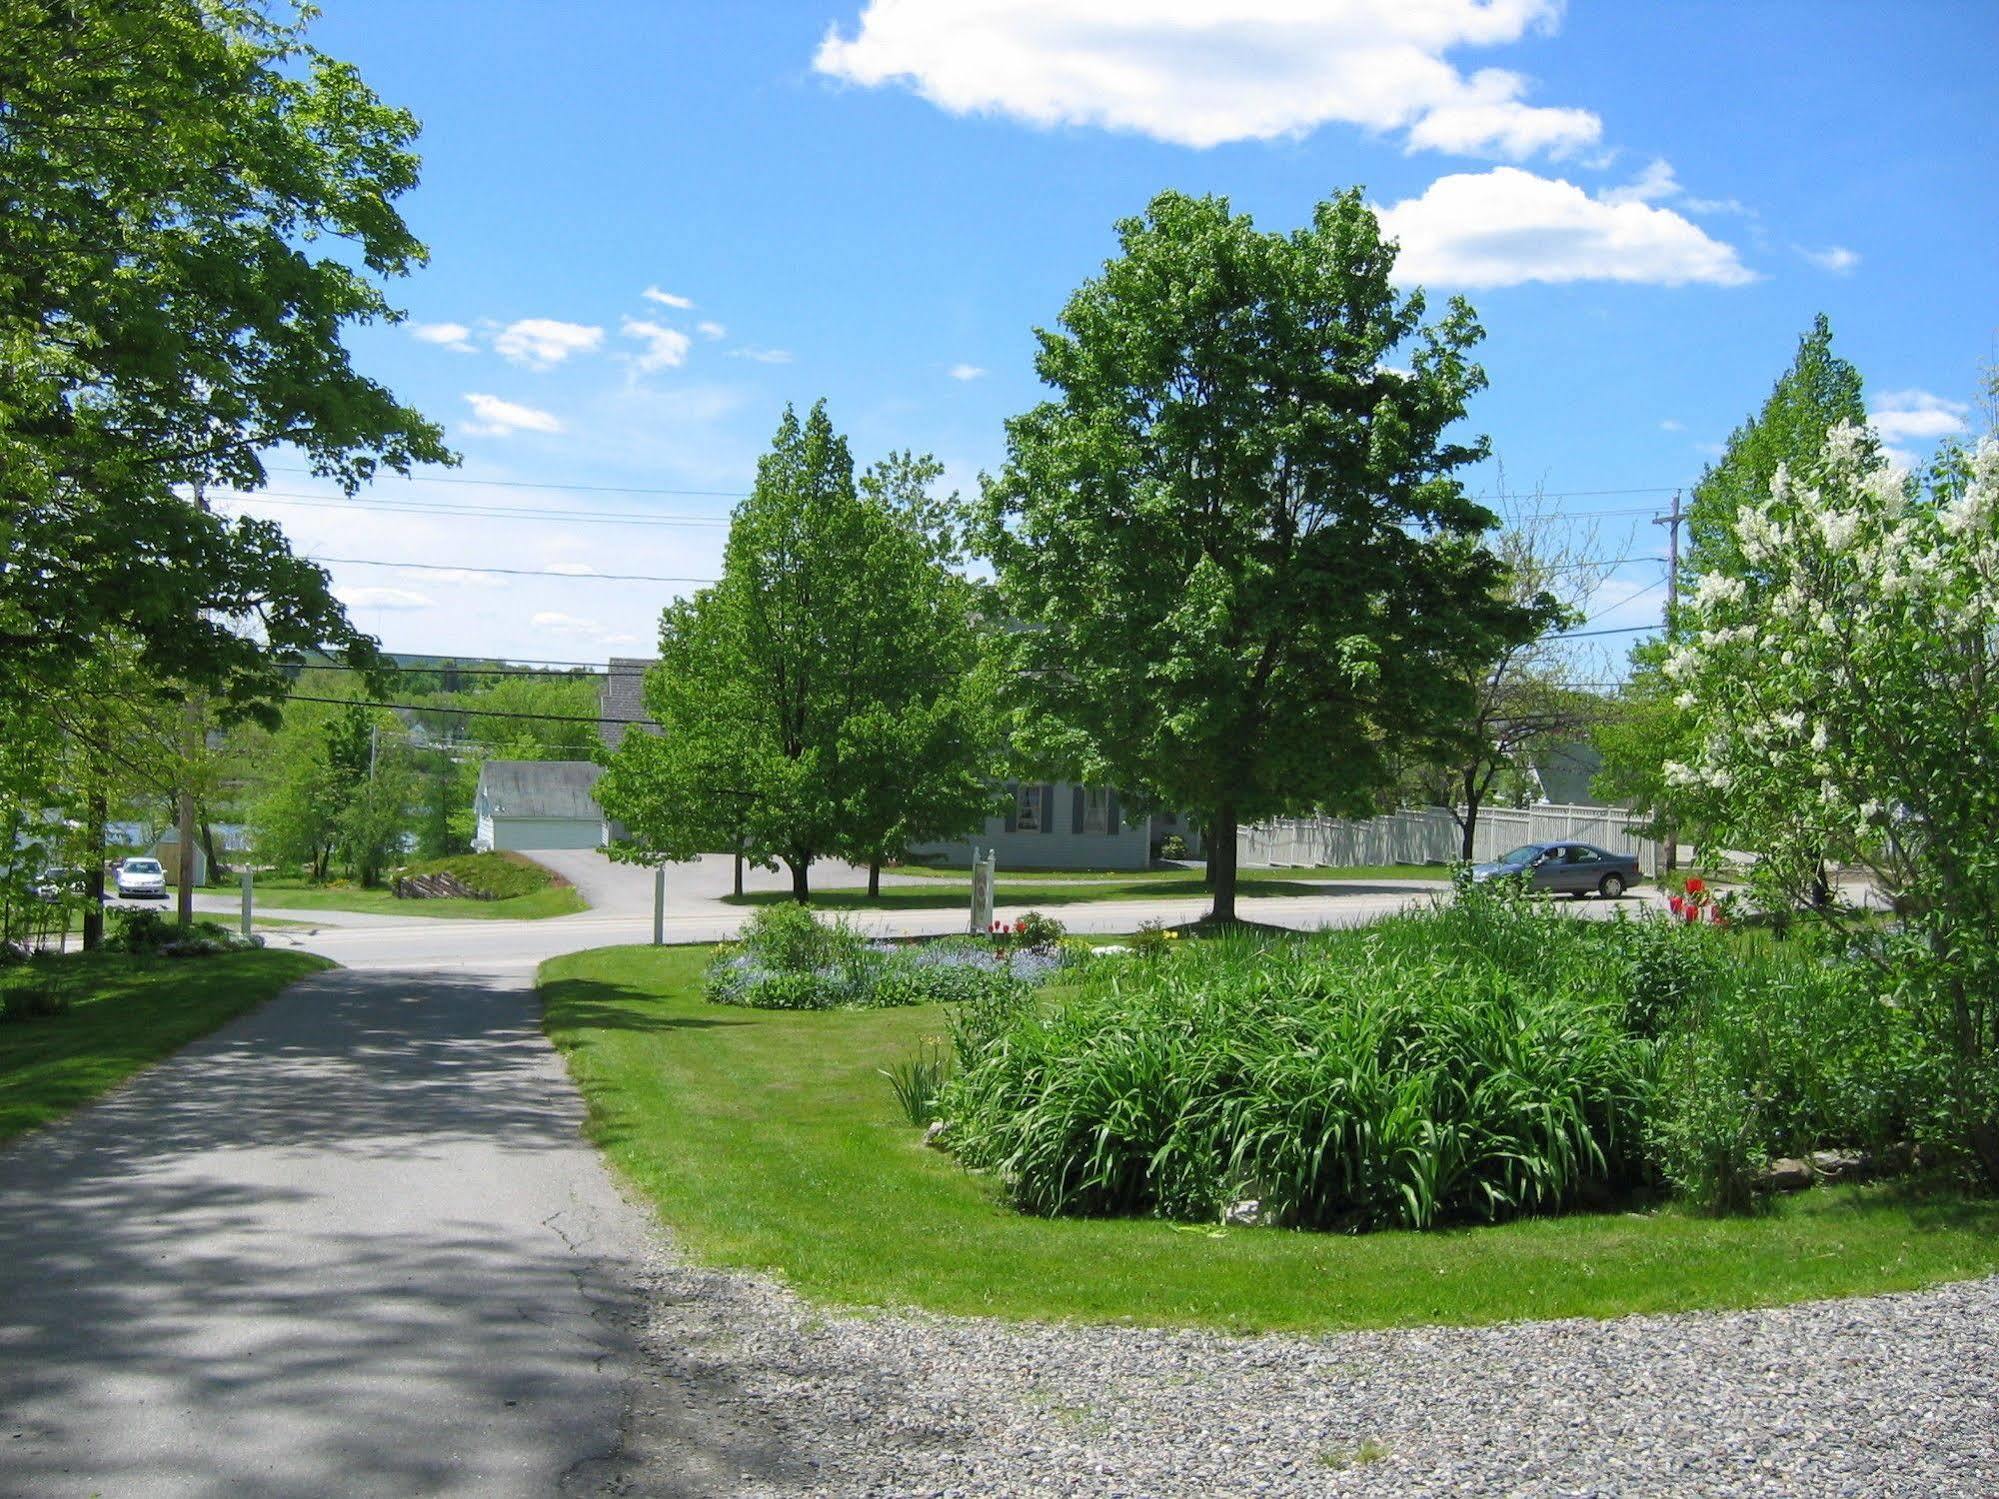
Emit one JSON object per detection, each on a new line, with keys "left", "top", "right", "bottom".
{"left": 729, "top": 867, "right": 1444, "bottom": 912}
{"left": 888, "top": 862, "right": 1445, "bottom": 883}
{"left": 0, "top": 948, "right": 334, "bottom": 1142}
{"left": 246, "top": 881, "right": 585, "bottom": 921}
{"left": 540, "top": 943, "right": 1999, "bottom": 1334}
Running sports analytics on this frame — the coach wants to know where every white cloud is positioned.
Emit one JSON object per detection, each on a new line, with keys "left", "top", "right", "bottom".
{"left": 1798, "top": 244, "right": 1861, "bottom": 275}
{"left": 696, "top": 320, "right": 728, "bottom": 340}
{"left": 411, "top": 321, "right": 475, "bottom": 353}
{"left": 1659, "top": 419, "right": 1685, "bottom": 432}
{"left": 814, "top": 0, "right": 1599, "bottom": 159}
{"left": 642, "top": 286, "right": 695, "bottom": 309}
{"left": 732, "top": 346, "right": 794, "bottom": 364}
{"left": 334, "top": 585, "right": 434, "bottom": 611}
{"left": 1375, "top": 167, "right": 1756, "bottom": 288}
{"left": 620, "top": 318, "right": 694, "bottom": 373}
{"left": 493, "top": 318, "right": 604, "bottom": 370}
{"left": 947, "top": 363, "right": 986, "bottom": 381}
{"left": 531, "top": 611, "right": 603, "bottom": 636}
{"left": 394, "top": 567, "right": 508, "bottom": 588}
{"left": 462, "top": 392, "right": 564, "bottom": 437}
{"left": 1869, "top": 389, "right": 1968, "bottom": 443}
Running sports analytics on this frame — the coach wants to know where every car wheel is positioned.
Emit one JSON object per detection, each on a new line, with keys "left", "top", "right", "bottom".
{"left": 1598, "top": 873, "right": 1626, "bottom": 900}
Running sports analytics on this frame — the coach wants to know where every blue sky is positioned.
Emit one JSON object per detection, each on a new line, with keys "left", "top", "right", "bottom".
{"left": 229, "top": 0, "right": 1998, "bottom": 664}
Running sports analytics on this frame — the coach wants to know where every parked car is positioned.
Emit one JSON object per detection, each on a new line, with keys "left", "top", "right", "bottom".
{"left": 113, "top": 857, "right": 169, "bottom": 900}
{"left": 1469, "top": 841, "right": 1641, "bottom": 899}
{"left": 32, "top": 867, "right": 86, "bottom": 902}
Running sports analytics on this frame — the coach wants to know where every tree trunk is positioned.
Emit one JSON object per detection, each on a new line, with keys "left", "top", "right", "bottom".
{"left": 1458, "top": 770, "right": 1483, "bottom": 864}
{"left": 733, "top": 839, "right": 744, "bottom": 898}
{"left": 82, "top": 780, "right": 106, "bottom": 953}
{"left": 1207, "top": 805, "right": 1240, "bottom": 924}
{"left": 1812, "top": 859, "right": 1833, "bottom": 909}
{"left": 867, "top": 858, "right": 881, "bottom": 899}
{"left": 789, "top": 857, "right": 810, "bottom": 904}
{"left": 200, "top": 820, "right": 221, "bottom": 885}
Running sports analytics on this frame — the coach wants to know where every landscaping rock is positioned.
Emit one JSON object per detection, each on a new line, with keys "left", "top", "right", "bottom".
{"left": 1810, "top": 1149, "right": 1872, "bottom": 1182}
{"left": 921, "top": 1120, "right": 950, "bottom": 1150}
{"left": 1764, "top": 1157, "right": 1814, "bottom": 1191}
{"left": 1222, "top": 1198, "right": 1273, "bottom": 1227}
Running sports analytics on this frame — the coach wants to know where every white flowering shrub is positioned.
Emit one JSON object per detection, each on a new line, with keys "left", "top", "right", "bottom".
{"left": 1668, "top": 423, "right": 1999, "bottom": 1181}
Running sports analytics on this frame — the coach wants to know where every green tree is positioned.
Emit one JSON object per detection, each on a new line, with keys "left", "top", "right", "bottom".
{"left": 979, "top": 189, "right": 1536, "bottom": 921}
{"left": 1596, "top": 316, "right": 1867, "bottom": 867}
{"left": 1665, "top": 421, "right": 1999, "bottom": 1183}
{"left": 599, "top": 404, "right": 998, "bottom": 900}
{"left": 0, "top": 0, "right": 449, "bottom": 719}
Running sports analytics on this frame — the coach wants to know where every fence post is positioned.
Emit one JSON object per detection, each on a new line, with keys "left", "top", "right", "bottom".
{"left": 241, "top": 866, "right": 253, "bottom": 940}
{"left": 652, "top": 863, "right": 665, "bottom": 946}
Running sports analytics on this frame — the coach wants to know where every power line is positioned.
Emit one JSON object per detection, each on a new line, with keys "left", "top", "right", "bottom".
{"left": 312, "top": 555, "right": 717, "bottom": 585}
{"left": 213, "top": 490, "right": 732, "bottom": 528}
{"left": 271, "top": 465, "right": 1692, "bottom": 505}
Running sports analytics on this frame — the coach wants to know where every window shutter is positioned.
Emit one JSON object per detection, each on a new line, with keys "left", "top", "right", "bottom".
{"left": 1003, "top": 783, "right": 1018, "bottom": 834}
{"left": 1071, "top": 785, "right": 1085, "bottom": 835}
{"left": 1040, "top": 784, "right": 1055, "bottom": 833}
{"left": 1107, "top": 790, "right": 1121, "bottom": 834}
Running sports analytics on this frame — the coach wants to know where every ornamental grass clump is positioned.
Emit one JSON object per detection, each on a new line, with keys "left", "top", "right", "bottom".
{"left": 940, "top": 903, "right": 1654, "bottom": 1230}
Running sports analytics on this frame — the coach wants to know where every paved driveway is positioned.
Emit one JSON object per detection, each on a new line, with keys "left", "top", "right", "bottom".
{"left": 3, "top": 862, "right": 1663, "bottom": 1493}
{"left": 0, "top": 966, "right": 792, "bottom": 1498}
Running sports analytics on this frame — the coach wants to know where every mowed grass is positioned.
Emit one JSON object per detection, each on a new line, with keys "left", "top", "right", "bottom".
{"left": 540, "top": 943, "right": 1999, "bottom": 1334}
{"left": 248, "top": 881, "right": 585, "bottom": 921}
{"left": 0, "top": 948, "right": 334, "bottom": 1142}
{"left": 726, "top": 867, "right": 1445, "bottom": 911}
{"left": 887, "top": 863, "right": 1444, "bottom": 883}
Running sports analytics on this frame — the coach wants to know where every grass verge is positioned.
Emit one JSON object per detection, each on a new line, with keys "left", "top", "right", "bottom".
{"left": 540, "top": 942, "right": 1999, "bottom": 1333}
{"left": 888, "top": 863, "right": 1444, "bottom": 883}
{"left": 247, "top": 881, "right": 585, "bottom": 921}
{"left": 726, "top": 869, "right": 1442, "bottom": 911}
{"left": 0, "top": 948, "right": 334, "bottom": 1143}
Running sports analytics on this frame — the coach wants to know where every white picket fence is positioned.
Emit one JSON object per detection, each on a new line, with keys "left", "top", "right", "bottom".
{"left": 1239, "top": 802, "right": 1663, "bottom": 877}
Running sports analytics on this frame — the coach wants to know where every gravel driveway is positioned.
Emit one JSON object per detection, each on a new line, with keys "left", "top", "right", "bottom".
{"left": 601, "top": 1253, "right": 1999, "bottom": 1497}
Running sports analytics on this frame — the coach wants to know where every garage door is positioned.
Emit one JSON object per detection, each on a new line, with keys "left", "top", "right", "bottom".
{"left": 491, "top": 818, "right": 603, "bottom": 852}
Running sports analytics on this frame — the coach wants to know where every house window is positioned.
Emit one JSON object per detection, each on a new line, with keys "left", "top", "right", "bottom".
{"left": 1014, "top": 783, "right": 1041, "bottom": 833}
{"left": 1082, "top": 786, "right": 1109, "bottom": 835}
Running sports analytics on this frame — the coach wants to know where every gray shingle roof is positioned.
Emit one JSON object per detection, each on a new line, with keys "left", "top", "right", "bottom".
{"left": 599, "top": 657, "right": 660, "bottom": 753}
{"left": 476, "top": 760, "right": 604, "bottom": 821}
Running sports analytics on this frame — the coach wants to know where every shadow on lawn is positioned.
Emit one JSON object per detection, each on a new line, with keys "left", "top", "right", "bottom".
{"left": 540, "top": 978, "right": 750, "bottom": 1034}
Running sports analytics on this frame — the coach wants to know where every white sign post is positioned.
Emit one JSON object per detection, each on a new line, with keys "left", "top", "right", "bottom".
{"left": 241, "top": 866, "right": 253, "bottom": 940}
{"left": 969, "top": 847, "right": 996, "bottom": 934}
{"left": 653, "top": 863, "right": 666, "bottom": 946}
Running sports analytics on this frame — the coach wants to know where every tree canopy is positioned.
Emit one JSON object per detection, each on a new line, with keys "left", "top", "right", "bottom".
{"left": 599, "top": 403, "right": 997, "bottom": 899}
{"left": 0, "top": 0, "right": 449, "bottom": 719}
{"left": 979, "top": 188, "right": 1537, "bottom": 919}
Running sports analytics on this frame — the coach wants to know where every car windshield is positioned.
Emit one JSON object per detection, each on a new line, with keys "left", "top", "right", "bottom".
{"left": 1496, "top": 845, "right": 1543, "bottom": 866}
{"left": 125, "top": 859, "right": 162, "bottom": 874}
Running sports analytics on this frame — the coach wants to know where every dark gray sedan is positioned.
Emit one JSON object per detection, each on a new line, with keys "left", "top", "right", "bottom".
{"left": 1470, "top": 841, "right": 1642, "bottom": 899}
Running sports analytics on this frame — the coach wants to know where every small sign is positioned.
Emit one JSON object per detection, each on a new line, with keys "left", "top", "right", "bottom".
{"left": 969, "top": 848, "right": 996, "bottom": 933}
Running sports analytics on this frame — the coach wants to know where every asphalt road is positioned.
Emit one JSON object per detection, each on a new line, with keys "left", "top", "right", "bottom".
{"left": 2, "top": 856, "right": 1657, "bottom": 1494}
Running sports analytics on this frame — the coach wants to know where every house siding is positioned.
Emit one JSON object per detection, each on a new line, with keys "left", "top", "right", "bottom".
{"left": 911, "top": 780, "right": 1154, "bottom": 871}
{"left": 481, "top": 816, "right": 605, "bottom": 852}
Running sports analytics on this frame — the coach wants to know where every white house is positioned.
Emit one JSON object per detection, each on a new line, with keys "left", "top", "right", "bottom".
{"left": 912, "top": 780, "right": 1199, "bottom": 872}
{"left": 472, "top": 761, "right": 608, "bottom": 852}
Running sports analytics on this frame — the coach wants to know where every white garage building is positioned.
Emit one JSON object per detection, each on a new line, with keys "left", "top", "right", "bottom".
{"left": 472, "top": 761, "right": 608, "bottom": 852}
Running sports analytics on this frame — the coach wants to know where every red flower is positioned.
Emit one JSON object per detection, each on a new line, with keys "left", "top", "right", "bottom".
{"left": 1668, "top": 895, "right": 1685, "bottom": 916}
{"left": 1684, "top": 876, "right": 1706, "bottom": 895}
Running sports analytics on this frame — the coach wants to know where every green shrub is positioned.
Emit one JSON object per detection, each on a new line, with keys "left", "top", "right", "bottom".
{"left": 1010, "top": 910, "right": 1065, "bottom": 953}
{"left": 104, "top": 909, "right": 262, "bottom": 958}
{"left": 738, "top": 902, "right": 861, "bottom": 974}
{"left": 1158, "top": 833, "right": 1189, "bottom": 860}
{"left": 941, "top": 903, "right": 1654, "bottom": 1230}
{"left": 707, "top": 911, "right": 1049, "bottom": 1012}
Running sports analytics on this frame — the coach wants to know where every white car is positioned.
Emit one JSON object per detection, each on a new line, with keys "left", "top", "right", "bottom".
{"left": 114, "top": 857, "right": 169, "bottom": 900}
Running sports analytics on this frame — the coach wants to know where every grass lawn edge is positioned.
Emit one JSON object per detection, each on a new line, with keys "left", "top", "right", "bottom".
{"left": 538, "top": 940, "right": 1999, "bottom": 1337}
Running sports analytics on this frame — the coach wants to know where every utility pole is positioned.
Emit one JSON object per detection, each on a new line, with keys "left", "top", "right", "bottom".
{"left": 1651, "top": 489, "right": 1686, "bottom": 873}
{"left": 1653, "top": 489, "right": 1684, "bottom": 627}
